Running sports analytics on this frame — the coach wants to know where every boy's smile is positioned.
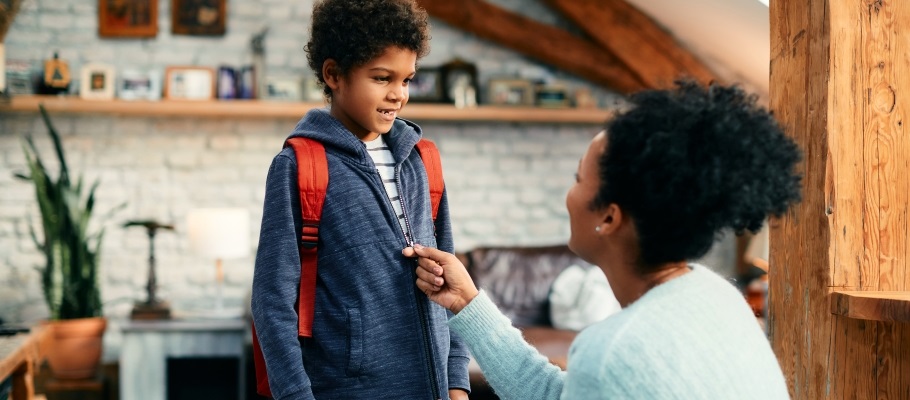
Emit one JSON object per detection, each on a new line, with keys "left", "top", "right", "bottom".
{"left": 325, "top": 46, "right": 417, "bottom": 141}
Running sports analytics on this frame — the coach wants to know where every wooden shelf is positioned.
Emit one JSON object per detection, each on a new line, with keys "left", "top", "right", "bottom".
{"left": 830, "top": 290, "right": 910, "bottom": 322}
{"left": 0, "top": 95, "right": 612, "bottom": 124}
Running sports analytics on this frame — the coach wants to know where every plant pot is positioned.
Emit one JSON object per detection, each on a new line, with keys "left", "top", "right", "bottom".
{"left": 45, "top": 317, "right": 107, "bottom": 379}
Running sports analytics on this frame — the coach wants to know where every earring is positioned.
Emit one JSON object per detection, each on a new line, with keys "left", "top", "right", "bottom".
{"left": 595, "top": 226, "right": 601, "bottom": 232}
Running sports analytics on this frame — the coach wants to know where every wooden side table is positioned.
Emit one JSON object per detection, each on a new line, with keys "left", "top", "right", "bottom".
{"left": 43, "top": 376, "right": 105, "bottom": 400}
{"left": 0, "top": 326, "right": 51, "bottom": 400}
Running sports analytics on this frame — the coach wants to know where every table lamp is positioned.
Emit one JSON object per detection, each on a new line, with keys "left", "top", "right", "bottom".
{"left": 187, "top": 208, "right": 250, "bottom": 315}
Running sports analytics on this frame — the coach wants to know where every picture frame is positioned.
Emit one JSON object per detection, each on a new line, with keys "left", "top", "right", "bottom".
{"left": 118, "top": 69, "right": 161, "bottom": 101}
{"left": 440, "top": 59, "right": 479, "bottom": 107}
{"left": 236, "top": 65, "right": 255, "bottom": 99}
{"left": 172, "top": 0, "right": 226, "bottom": 36}
{"left": 487, "top": 78, "right": 535, "bottom": 106}
{"left": 5, "top": 59, "right": 35, "bottom": 96}
{"left": 536, "top": 83, "right": 570, "bottom": 108}
{"left": 79, "top": 62, "right": 116, "bottom": 100}
{"left": 264, "top": 76, "right": 303, "bottom": 102}
{"left": 216, "top": 66, "right": 237, "bottom": 99}
{"left": 573, "top": 87, "right": 597, "bottom": 109}
{"left": 408, "top": 67, "right": 444, "bottom": 103}
{"left": 164, "top": 66, "right": 214, "bottom": 100}
{"left": 98, "top": 0, "right": 158, "bottom": 38}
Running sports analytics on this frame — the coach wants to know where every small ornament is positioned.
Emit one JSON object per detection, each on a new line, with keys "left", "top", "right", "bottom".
{"left": 42, "top": 52, "right": 71, "bottom": 94}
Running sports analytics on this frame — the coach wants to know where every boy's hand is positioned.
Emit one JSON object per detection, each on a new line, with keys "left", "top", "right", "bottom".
{"left": 403, "top": 244, "right": 479, "bottom": 314}
{"left": 448, "top": 388, "right": 470, "bottom": 400}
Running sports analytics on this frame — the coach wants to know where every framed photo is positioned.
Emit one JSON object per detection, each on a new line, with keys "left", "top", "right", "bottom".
{"left": 98, "top": 0, "right": 158, "bottom": 38}
{"left": 265, "top": 77, "right": 303, "bottom": 101}
{"left": 236, "top": 65, "right": 255, "bottom": 99}
{"left": 172, "top": 0, "right": 226, "bottom": 36}
{"left": 536, "top": 83, "right": 570, "bottom": 108}
{"left": 79, "top": 63, "right": 116, "bottom": 100}
{"left": 5, "top": 60, "right": 35, "bottom": 96}
{"left": 488, "top": 78, "right": 535, "bottom": 106}
{"left": 164, "top": 66, "right": 214, "bottom": 100}
{"left": 217, "top": 66, "right": 237, "bottom": 99}
{"left": 573, "top": 87, "right": 597, "bottom": 109}
{"left": 118, "top": 69, "right": 161, "bottom": 100}
{"left": 408, "top": 67, "right": 444, "bottom": 103}
{"left": 440, "top": 59, "right": 479, "bottom": 107}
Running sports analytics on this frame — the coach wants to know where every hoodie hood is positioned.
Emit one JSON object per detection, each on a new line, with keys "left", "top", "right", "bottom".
{"left": 286, "top": 108, "right": 423, "bottom": 169}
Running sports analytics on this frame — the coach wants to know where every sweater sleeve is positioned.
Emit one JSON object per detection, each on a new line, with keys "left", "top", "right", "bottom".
{"left": 449, "top": 291, "right": 566, "bottom": 400}
{"left": 435, "top": 188, "right": 472, "bottom": 393}
{"left": 250, "top": 153, "right": 315, "bottom": 400}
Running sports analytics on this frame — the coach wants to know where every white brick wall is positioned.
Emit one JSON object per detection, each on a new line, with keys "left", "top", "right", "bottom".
{"left": 0, "top": 0, "right": 734, "bottom": 331}
{"left": 0, "top": 112, "right": 604, "bottom": 323}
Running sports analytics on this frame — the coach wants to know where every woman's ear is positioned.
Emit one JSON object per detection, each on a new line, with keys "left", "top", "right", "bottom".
{"left": 322, "top": 59, "right": 341, "bottom": 91}
{"left": 597, "top": 204, "right": 623, "bottom": 235}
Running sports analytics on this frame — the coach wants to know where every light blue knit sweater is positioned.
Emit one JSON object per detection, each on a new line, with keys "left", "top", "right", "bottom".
{"left": 449, "top": 264, "right": 790, "bottom": 399}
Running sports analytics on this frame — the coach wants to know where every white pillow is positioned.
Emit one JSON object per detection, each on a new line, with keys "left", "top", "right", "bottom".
{"left": 549, "top": 264, "right": 622, "bottom": 331}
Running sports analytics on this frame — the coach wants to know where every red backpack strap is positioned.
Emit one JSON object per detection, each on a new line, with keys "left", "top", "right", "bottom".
{"left": 285, "top": 137, "right": 329, "bottom": 338}
{"left": 251, "top": 323, "right": 272, "bottom": 397}
{"left": 415, "top": 139, "right": 444, "bottom": 221}
{"left": 252, "top": 137, "right": 329, "bottom": 398}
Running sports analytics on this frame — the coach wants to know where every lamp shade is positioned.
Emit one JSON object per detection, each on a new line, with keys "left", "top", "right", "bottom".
{"left": 187, "top": 208, "right": 251, "bottom": 259}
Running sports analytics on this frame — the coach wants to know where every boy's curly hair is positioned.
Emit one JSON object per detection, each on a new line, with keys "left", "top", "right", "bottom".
{"left": 593, "top": 80, "right": 803, "bottom": 271}
{"left": 305, "top": 0, "right": 430, "bottom": 99}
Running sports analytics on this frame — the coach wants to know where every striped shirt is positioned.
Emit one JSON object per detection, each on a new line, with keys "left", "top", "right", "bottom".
{"left": 365, "top": 135, "right": 410, "bottom": 240}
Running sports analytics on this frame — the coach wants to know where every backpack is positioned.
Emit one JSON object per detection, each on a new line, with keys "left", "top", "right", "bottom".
{"left": 251, "top": 137, "right": 445, "bottom": 398}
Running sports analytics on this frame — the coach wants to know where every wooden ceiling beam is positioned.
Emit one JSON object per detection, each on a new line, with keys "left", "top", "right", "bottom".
{"left": 545, "top": 0, "right": 717, "bottom": 88}
{"left": 417, "top": 0, "right": 647, "bottom": 93}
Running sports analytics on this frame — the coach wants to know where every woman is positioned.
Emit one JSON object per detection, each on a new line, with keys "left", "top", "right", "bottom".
{"left": 405, "top": 81, "right": 801, "bottom": 399}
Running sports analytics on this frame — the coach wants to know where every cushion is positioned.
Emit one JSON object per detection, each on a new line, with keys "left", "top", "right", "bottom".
{"left": 549, "top": 264, "right": 622, "bottom": 331}
{"left": 465, "top": 245, "right": 584, "bottom": 327}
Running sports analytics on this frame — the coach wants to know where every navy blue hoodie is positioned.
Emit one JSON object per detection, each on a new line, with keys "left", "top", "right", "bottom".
{"left": 251, "top": 109, "right": 471, "bottom": 399}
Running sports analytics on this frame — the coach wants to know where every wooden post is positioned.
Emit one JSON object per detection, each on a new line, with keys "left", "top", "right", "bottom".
{"left": 770, "top": 0, "right": 910, "bottom": 398}
{"left": 417, "top": 0, "right": 647, "bottom": 93}
{"left": 544, "top": 0, "right": 716, "bottom": 88}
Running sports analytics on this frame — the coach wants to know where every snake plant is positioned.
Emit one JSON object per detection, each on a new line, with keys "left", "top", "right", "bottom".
{"left": 15, "top": 105, "right": 121, "bottom": 320}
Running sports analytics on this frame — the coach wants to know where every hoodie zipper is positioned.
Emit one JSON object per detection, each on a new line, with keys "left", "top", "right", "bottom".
{"left": 377, "top": 162, "right": 441, "bottom": 400}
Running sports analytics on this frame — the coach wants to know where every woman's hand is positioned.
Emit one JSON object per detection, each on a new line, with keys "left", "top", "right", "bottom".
{"left": 403, "top": 244, "right": 479, "bottom": 314}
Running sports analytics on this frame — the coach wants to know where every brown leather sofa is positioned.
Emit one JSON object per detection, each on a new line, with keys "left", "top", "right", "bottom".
{"left": 459, "top": 245, "right": 585, "bottom": 399}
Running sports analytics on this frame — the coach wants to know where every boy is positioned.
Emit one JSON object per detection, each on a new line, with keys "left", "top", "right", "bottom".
{"left": 250, "top": 0, "right": 471, "bottom": 399}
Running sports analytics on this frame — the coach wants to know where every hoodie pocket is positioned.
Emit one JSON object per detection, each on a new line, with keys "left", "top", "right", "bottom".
{"left": 309, "top": 308, "right": 363, "bottom": 377}
{"left": 346, "top": 308, "right": 363, "bottom": 376}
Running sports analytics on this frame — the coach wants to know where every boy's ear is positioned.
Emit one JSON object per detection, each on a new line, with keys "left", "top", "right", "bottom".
{"left": 322, "top": 59, "right": 341, "bottom": 91}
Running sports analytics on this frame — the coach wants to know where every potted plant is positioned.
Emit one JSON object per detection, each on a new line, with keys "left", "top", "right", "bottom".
{"left": 15, "top": 105, "right": 122, "bottom": 379}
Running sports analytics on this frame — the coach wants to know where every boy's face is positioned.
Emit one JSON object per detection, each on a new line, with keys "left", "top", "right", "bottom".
{"left": 327, "top": 46, "right": 417, "bottom": 141}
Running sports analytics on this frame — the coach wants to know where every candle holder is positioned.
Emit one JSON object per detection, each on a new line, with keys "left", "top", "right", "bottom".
{"left": 124, "top": 220, "right": 175, "bottom": 320}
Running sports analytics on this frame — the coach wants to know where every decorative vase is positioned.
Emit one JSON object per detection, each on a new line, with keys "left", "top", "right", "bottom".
{"left": 45, "top": 317, "right": 107, "bottom": 379}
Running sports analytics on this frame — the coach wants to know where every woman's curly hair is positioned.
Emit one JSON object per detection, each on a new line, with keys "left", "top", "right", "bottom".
{"left": 593, "top": 80, "right": 803, "bottom": 271}
{"left": 305, "top": 0, "right": 430, "bottom": 99}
